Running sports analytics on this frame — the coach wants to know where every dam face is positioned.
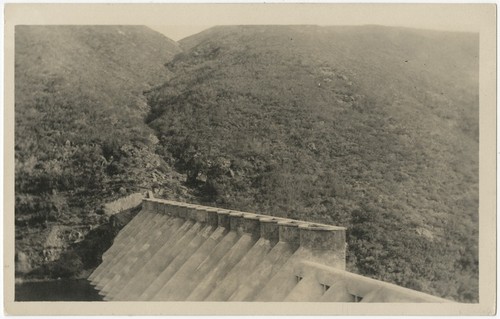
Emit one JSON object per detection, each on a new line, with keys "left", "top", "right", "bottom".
{"left": 89, "top": 199, "right": 451, "bottom": 302}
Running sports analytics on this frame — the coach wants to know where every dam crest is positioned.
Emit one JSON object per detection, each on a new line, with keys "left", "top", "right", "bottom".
{"left": 89, "top": 198, "right": 451, "bottom": 302}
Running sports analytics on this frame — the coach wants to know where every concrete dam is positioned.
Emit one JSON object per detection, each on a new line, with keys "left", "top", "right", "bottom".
{"left": 89, "top": 198, "right": 451, "bottom": 302}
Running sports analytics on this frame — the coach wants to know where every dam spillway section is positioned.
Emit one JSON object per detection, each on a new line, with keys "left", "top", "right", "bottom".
{"left": 89, "top": 198, "right": 451, "bottom": 302}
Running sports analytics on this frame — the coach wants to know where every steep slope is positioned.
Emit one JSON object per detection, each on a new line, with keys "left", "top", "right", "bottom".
{"left": 145, "top": 25, "right": 478, "bottom": 301}
{"left": 15, "top": 26, "right": 183, "bottom": 279}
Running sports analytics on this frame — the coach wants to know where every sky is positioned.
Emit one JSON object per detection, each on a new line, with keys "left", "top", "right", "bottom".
{"left": 148, "top": 25, "right": 212, "bottom": 42}
{"left": 145, "top": 4, "right": 488, "bottom": 41}
{"left": 5, "top": 3, "right": 490, "bottom": 42}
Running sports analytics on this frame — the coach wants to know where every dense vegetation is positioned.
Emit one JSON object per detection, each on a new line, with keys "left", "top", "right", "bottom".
{"left": 15, "top": 26, "right": 183, "bottom": 277}
{"left": 145, "top": 26, "right": 479, "bottom": 302}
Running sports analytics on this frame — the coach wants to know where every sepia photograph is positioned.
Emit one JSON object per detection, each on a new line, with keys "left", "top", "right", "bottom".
{"left": 3, "top": 3, "right": 496, "bottom": 316}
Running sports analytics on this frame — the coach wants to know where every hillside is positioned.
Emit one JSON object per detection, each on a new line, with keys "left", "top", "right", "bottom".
{"left": 145, "top": 25, "right": 479, "bottom": 301}
{"left": 15, "top": 26, "right": 184, "bottom": 278}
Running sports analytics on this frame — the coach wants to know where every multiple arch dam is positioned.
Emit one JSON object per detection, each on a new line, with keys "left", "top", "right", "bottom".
{"left": 89, "top": 198, "right": 451, "bottom": 302}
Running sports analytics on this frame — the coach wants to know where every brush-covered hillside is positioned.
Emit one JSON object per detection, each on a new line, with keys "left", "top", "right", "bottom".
{"left": 15, "top": 26, "right": 183, "bottom": 278}
{"left": 145, "top": 25, "right": 479, "bottom": 302}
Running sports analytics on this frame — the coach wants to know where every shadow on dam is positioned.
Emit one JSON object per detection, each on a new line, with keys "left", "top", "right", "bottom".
{"left": 89, "top": 199, "right": 452, "bottom": 302}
